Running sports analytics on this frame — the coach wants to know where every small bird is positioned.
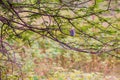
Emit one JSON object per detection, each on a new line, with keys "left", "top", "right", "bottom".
{"left": 70, "top": 27, "right": 75, "bottom": 36}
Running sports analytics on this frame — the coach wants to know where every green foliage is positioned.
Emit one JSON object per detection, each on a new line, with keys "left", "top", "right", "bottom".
{"left": 0, "top": 0, "right": 120, "bottom": 80}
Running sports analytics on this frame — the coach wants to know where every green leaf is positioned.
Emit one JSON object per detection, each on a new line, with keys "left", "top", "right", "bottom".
{"left": 33, "top": 76, "right": 39, "bottom": 80}
{"left": 96, "top": 0, "right": 104, "bottom": 3}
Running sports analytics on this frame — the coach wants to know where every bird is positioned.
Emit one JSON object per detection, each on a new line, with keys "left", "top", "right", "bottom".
{"left": 70, "top": 27, "right": 75, "bottom": 36}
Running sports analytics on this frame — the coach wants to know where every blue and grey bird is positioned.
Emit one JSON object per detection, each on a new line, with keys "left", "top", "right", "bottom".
{"left": 70, "top": 27, "right": 75, "bottom": 36}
